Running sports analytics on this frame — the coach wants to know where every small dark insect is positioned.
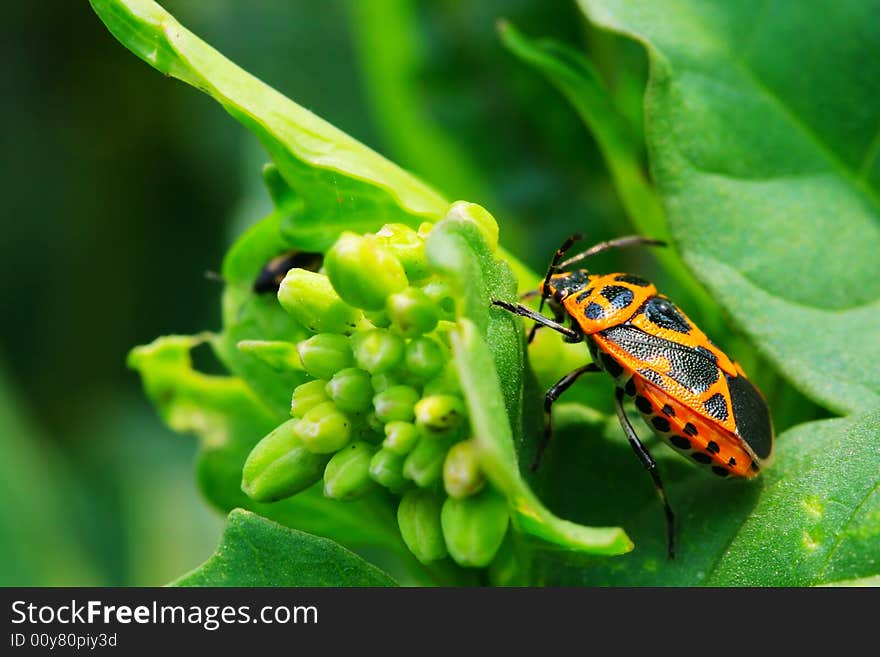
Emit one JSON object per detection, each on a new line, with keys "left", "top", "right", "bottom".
{"left": 253, "top": 250, "right": 324, "bottom": 294}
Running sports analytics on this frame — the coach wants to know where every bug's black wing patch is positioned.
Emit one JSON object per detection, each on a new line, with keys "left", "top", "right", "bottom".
{"left": 643, "top": 297, "right": 691, "bottom": 334}
{"left": 726, "top": 373, "right": 773, "bottom": 459}
{"left": 600, "top": 325, "right": 719, "bottom": 393}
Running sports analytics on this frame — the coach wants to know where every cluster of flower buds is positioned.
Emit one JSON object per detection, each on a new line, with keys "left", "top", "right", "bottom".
{"left": 241, "top": 219, "right": 509, "bottom": 568}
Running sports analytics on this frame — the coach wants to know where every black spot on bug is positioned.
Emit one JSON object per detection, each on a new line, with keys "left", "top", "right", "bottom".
{"left": 600, "top": 353, "right": 624, "bottom": 378}
{"left": 684, "top": 422, "right": 698, "bottom": 436}
{"left": 600, "top": 285, "right": 635, "bottom": 311}
{"left": 696, "top": 346, "right": 717, "bottom": 364}
{"left": 600, "top": 326, "right": 718, "bottom": 393}
{"left": 637, "top": 367, "right": 666, "bottom": 389}
{"left": 661, "top": 404, "right": 675, "bottom": 417}
{"left": 728, "top": 457, "right": 737, "bottom": 467}
{"left": 726, "top": 373, "right": 773, "bottom": 459}
{"left": 706, "top": 440, "right": 720, "bottom": 454}
{"left": 614, "top": 274, "right": 651, "bottom": 287}
{"left": 635, "top": 396, "right": 653, "bottom": 414}
{"left": 644, "top": 297, "right": 691, "bottom": 334}
{"left": 575, "top": 288, "right": 595, "bottom": 303}
{"left": 750, "top": 460, "right": 760, "bottom": 472}
{"left": 704, "top": 393, "right": 729, "bottom": 421}
{"left": 692, "top": 452, "right": 712, "bottom": 464}
{"left": 651, "top": 416, "right": 671, "bottom": 432}
{"left": 712, "top": 466, "right": 730, "bottom": 478}
{"left": 670, "top": 435, "right": 691, "bottom": 450}
{"left": 584, "top": 302, "right": 605, "bottom": 320}
{"left": 253, "top": 250, "right": 324, "bottom": 293}
{"left": 624, "top": 378, "right": 636, "bottom": 397}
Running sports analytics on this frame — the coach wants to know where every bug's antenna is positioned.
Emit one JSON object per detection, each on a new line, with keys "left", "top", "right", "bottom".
{"left": 527, "top": 233, "right": 582, "bottom": 344}
{"left": 559, "top": 235, "right": 666, "bottom": 269}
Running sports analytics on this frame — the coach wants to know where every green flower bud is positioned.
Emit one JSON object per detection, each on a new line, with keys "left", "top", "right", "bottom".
{"left": 296, "top": 333, "right": 353, "bottom": 380}
{"left": 323, "top": 441, "right": 377, "bottom": 501}
{"left": 325, "top": 367, "right": 373, "bottom": 413}
{"left": 414, "top": 394, "right": 467, "bottom": 439}
{"left": 278, "top": 269, "right": 363, "bottom": 334}
{"left": 420, "top": 280, "right": 456, "bottom": 320}
{"left": 403, "top": 437, "right": 454, "bottom": 487}
{"left": 443, "top": 439, "right": 485, "bottom": 499}
{"left": 404, "top": 336, "right": 445, "bottom": 381}
{"left": 370, "top": 372, "right": 399, "bottom": 393}
{"left": 369, "top": 448, "right": 408, "bottom": 492}
{"left": 376, "top": 223, "right": 430, "bottom": 282}
{"left": 295, "top": 401, "right": 352, "bottom": 453}
{"left": 445, "top": 201, "right": 499, "bottom": 253}
{"left": 325, "top": 232, "right": 408, "bottom": 310}
{"left": 364, "top": 309, "right": 391, "bottom": 328}
{"left": 351, "top": 329, "right": 405, "bottom": 374}
{"left": 387, "top": 287, "right": 439, "bottom": 338}
{"left": 365, "top": 411, "right": 385, "bottom": 435}
{"left": 417, "top": 222, "right": 434, "bottom": 238}
{"left": 441, "top": 488, "right": 509, "bottom": 568}
{"left": 242, "top": 419, "right": 331, "bottom": 502}
{"left": 237, "top": 340, "right": 302, "bottom": 371}
{"left": 422, "top": 363, "right": 462, "bottom": 397}
{"left": 373, "top": 385, "right": 420, "bottom": 423}
{"left": 290, "top": 379, "right": 330, "bottom": 418}
{"left": 383, "top": 421, "right": 420, "bottom": 455}
{"left": 397, "top": 490, "right": 447, "bottom": 564}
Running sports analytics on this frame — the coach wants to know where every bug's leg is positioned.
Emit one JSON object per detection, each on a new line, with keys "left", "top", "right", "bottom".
{"left": 527, "top": 233, "right": 583, "bottom": 344}
{"left": 491, "top": 300, "right": 583, "bottom": 342}
{"left": 532, "top": 362, "right": 601, "bottom": 472}
{"left": 613, "top": 387, "right": 676, "bottom": 560}
{"left": 559, "top": 235, "right": 666, "bottom": 269}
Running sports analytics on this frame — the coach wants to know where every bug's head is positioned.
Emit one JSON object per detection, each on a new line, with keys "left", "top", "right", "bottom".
{"left": 541, "top": 269, "right": 592, "bottom": 302}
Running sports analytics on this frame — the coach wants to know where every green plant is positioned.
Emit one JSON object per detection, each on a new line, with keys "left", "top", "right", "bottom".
{"left": 93, "top": 0, "right": 880, "bottom": 586}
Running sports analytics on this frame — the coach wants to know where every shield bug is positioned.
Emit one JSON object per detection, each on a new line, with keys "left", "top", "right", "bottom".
{"left": 492, "top": 234, "right": 774, "bottom": 558}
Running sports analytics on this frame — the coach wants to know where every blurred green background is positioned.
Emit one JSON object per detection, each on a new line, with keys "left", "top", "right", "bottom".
{"left": 0, "top": 0, "right": 654, "bottom": 585}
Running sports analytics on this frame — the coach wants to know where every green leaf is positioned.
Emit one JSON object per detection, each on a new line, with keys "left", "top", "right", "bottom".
{"left": 453, "top": 320, "right": 632, "bottom": 556}
{"left": 530, "top": 408, "right": 880, "bottom": 586}
{"left": 126, "top": 335, "right": 430, "bottom": 580}
{"left": 577, "top": 0, "right": 880, "bottom": 413}
{"left": 90, "top": 0, "right": 448, "bottom": 250}
{"left": 174, "top": 509, "right": 397, "bottom": 586}
{"left": 426, "top": 212, "right": 631, "bottom": 555}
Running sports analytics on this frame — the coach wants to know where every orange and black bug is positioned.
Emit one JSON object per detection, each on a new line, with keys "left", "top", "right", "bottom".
{"left": 492, "top": 234, "right": 774, "bottom": 558}
{"left": 253, "top": 250, "right": 324, "bottom": 294}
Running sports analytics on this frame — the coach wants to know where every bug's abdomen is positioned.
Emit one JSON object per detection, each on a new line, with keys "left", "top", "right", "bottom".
{"left": 588, "top": 339, "right": 760, "bottom": 479}
{"left": 631, "top": 378, "right": 760, "bottom": 478}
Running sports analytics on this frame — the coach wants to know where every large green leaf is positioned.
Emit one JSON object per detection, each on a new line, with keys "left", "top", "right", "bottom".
{"left": 530, "top": 408, "right": 880, "bottom": 586}
{"left": 577, "top": 0, "right": 880, "bottom": 414}
{"left": 174, "top": 509, "right": 397, "bottom": 586}
{"left": 89, "top": 0, "right": 447, "bottom": 251}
